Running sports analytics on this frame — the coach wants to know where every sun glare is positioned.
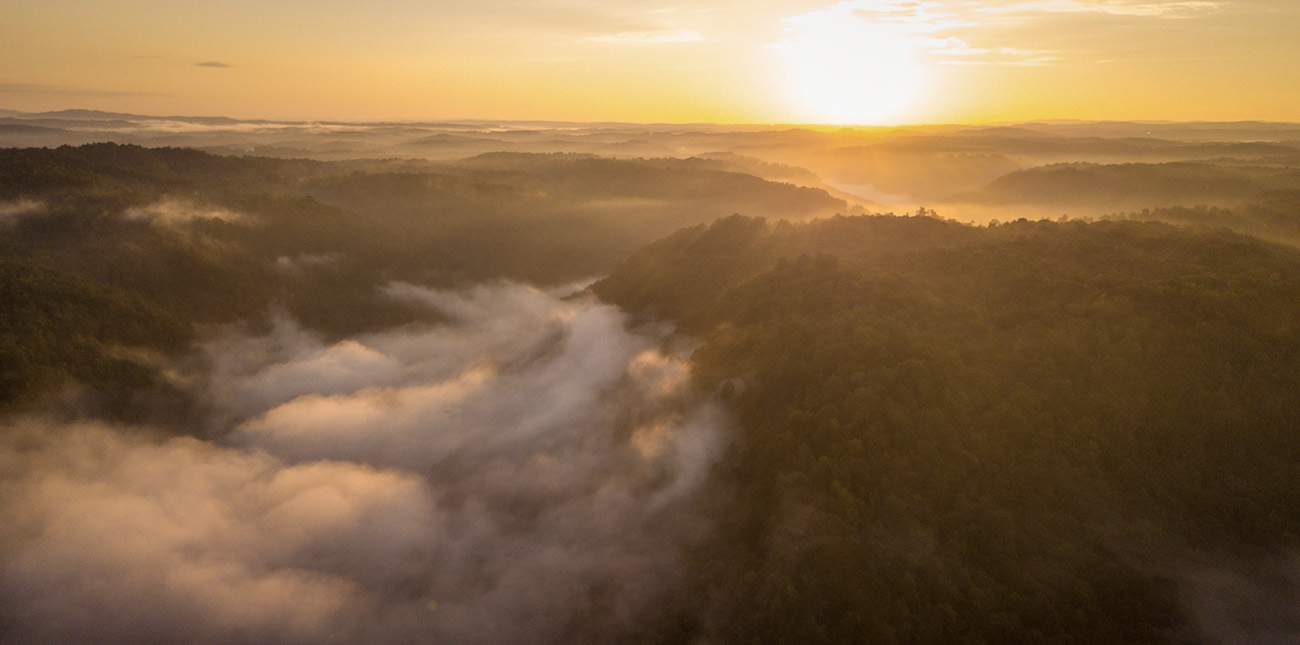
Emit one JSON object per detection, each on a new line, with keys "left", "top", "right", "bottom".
{"left": 776, "top": 6, "right": 927, "bottom": 125}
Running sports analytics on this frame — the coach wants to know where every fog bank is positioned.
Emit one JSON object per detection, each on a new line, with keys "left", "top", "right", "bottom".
{"left": 0, "top": 282, "right": 727, "bottom": 644}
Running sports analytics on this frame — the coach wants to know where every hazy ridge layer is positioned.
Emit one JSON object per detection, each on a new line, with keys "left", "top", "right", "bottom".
{"left": 5, "top": 113, "right": 1300, "bottom": 218}
{"left": 0, "top": 142, "right": 849, "bottom": 417}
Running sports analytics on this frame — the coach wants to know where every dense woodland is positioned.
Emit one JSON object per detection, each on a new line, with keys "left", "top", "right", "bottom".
{"left": 3, "top": 140, "right": 1300, "bottom": 642}
{"left": 595, "top": 215, "right": 1300, "bottom": 642}
{"left": 0, "top": 143, "right": 841, "bottom": 414}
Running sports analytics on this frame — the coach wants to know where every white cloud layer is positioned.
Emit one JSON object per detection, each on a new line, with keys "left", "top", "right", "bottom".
{"left": 0, "top": 282, "right": 728, "bottom": 644}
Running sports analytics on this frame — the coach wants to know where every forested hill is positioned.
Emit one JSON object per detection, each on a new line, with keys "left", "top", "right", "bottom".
{"left": 594, "top": 214, "right": 1300, "bottom": 643}
{"left": 0, "top": 143, "right": 324, "bottom": 200}
{"left": 0, "top": 143, "right": 847, "bottom": 293}
{"left": 0, "top": 143, "right": 853, "bottom": 417}
{"left": 0, "top": 260, "right": 192, "bottom": 417}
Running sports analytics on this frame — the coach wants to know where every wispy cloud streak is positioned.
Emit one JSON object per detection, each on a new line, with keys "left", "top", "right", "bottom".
{"left": 782, "top": 0, "right": 1224, "bottom": 67}
{"left": 587, "top": 29, "right": 705, "bottom": 43}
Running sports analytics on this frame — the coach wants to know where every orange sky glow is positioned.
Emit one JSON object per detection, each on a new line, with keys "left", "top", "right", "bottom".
{"left": 2, "top": 0, "right": 1297, "bottom": 125}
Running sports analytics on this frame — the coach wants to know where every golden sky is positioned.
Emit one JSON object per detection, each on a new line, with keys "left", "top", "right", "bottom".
{"left": 1, "top": 0, "right": 1297, "bottom": 124}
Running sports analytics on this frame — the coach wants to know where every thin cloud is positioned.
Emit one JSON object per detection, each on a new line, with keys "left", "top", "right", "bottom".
{"left": 785, "top": 0, "right": 1223, "bottom": 68}
{"left": 0, "top": 82, "right": 155, "bottom": 96}
{"left": 780, "top": 1, "right": 1054, "bottom": 66}
{"left": 928, "top": 37, "right": 1060, "bottom": 65}
{"left": 195, "top": 61, "right": 234, "bottom": 68}
{"left": 848, "top": 0, "right": 962, "bottom": 31}
{"left": 938, "top": 56, "right": 1060, "bottom": 66}
{"left": 976, "top": 0, "right": 1222, "bottom": 18}
{"left": 586, "top": 29, "right": 705, "bottom": 43}
{"left": 1045, "top": 0, "right": 1221, "bottom": 17}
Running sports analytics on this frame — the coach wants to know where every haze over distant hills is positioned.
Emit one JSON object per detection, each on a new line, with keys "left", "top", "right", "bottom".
{"left": 5, "top": 109, "right": 1299, "bottom": 223}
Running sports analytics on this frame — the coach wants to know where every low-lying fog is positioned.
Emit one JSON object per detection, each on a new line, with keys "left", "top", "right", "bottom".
{"left": 1, "top": 281, "right": 728, "bottom": 644}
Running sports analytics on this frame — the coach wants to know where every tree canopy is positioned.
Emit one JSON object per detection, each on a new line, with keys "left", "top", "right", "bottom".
{"left": 596, "top": 214, "right": 1300, "bottom": 643}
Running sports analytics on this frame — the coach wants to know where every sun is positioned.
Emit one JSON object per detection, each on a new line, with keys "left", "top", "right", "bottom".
{"left": 775, "top": 6, "right": 928, "bottom": 125}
